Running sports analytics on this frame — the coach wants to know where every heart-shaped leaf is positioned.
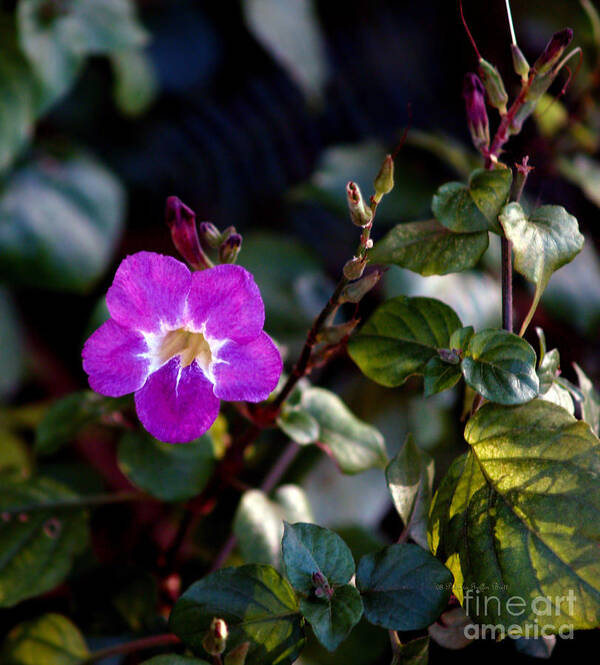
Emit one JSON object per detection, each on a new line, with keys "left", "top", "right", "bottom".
{"left": 461, "top": 329, "right": 539, "bottom": 405}
{"left": 369, "top": 219, "right": 489, "bottom": 276}
{"left": 300, "top": 584, "right": 363, "bottom": 652}
{"left": 348, "top": 296, "right": 462, "bottom": 388}
{"left": 1, "top": 614, "right": 89, "bottom": 665}
{"left": 0, "top": 477, "right": 89, "bottom": 607}
{"left": 118, "top": 430, "right": 215, "bottom": 502}
{"left": 356, "top": 543, "right": 453, "bottom": 631}
{"left": 423, "top": 356, "right": 462, "bottom": 397}
{"left": 170, "top": 565, "right": 305, "bottom": 665}
{"left": 429, "top": 399, "right": 600, "bottom": 630}
{"left": 385, "top": 436, "right": 434, "bottom": 549}
{"left": 499, "top": 203, "right": 584, "bottom": 335}
{"left": 277, "top": 407, "right": 319, "bottom": 445}
{"left": 432, "top": 168, "right": 512, "bottom": 233}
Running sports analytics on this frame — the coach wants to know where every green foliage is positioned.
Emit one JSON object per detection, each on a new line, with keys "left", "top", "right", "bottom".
{"left": 499, "top": 203, "right": 584, "bottom": 332}
{"left": 356, "top": 543, "right": 453, "bottom": 630}
{"left": 574, "top": 363, "right": 600, "bottom": 436}
{"left": 460, "top": 329, "right": 539, "bottom": 404}
{"left": 423, "top": 357, "right": 462, "bottom": 397}
{"left": 35, "top": 391, "right": 128, "bottom": 456}
{"left": 233, "top": 487, "right": 313, "bottom": 567}
{"left": 0, "top": 477, "right": 89, "bottom": 607}
{"left": 170, "top": 565, "right": 305, "bottom": 665}
{"left": 111, "top": 48, "right": 158, "bottom": 116}
{"left": 432, "top": 168, "right": 512, "bottom": 233}
{"left": 277, "top": 407, "right": 319, "bottom": 444}
{"left": 118, "top": 430, "right": 215, "bottom": 502}
{"left": 385, "top": 435, "right": 434, "bottom": 549}
{"left": 1, "top": 614, "right": 89, "bottom": 665}
{"left": 429, "top": 400, "right": 600, "bottom": 630}
{"left": 142, "top": 658, "right": 210, "bottom": 665}
{"left": 0, "top": 430, "right": 32, "bottom": 480}
{"left": 391, "top": 636, "right": 429, "bottom": 665}
{"left": 370, "top": 219, "right": 489, "bottom": 275}
{"left": 348, "top": 296, "right": 462, "bottom": 387}
{"left": 0, "top": 151, "right": 125, "bottom": 291}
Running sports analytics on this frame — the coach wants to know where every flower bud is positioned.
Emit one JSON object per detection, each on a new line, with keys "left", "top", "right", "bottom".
{"left": 339, "top": 266, "right": 384, "bottom": 304}
{"left": 533, "top": 28, "right": 573, "bottom": 76}
{"left": 346, "top": 182, "right": 373, "bottom": 227}
{"left": 225, "top": 642, "right": 250, "bottom": 665}
{"left": 165, "top": 196, "right": 209, "bottom": 270}
{"left": 478, "top": 58, "right": 508, "bottom": 115}
{"left": 463, "top": 73, "right": 490, "bottom": 152}
{"left": 438, "top": 348, "right": 460, "bottom": 365}
{"left": 343, "top": 256, "right": 366, "bottom": 280}
{"left": 373, "top": 154, "right": 394, "bottom": 197}
{"left": 510, "top": 44, "right": 530, "bottom": 81}
{"left": 202, "top": 617, "right": 228, "bottom": 656}
{"left": 312, "top": 571, "right": 334, "bottom": 599}
{"left": 198, "top": 221, "right": 222, "bottom": 250}
{"left": 219, "top": 233, "right": 242, "bottom": 264}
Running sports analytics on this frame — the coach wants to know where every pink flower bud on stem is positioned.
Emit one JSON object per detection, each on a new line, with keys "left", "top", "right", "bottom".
{"left": 165, "top": 196, "right": 212, "bottom": 270}
{"left": 198, "top": 221, "right": 222, "bottom": 250}
{"left": 219, "top": 233, "right": 243, "bottom": 264}
{"left": 346, "top": 181, "right": 373, "bottom": 227}
{"left": 533, "top": 28, "right": 573, "bottom": 76}
{"left": 511, "top": 44, "right": 530, "bottom": 82}
{"left": 463, "top": 73, "right": 490, "bottom": 153}
{"left": 373, "top": 154, "right": 394, "bottom": 198}
{"left": 202, "top": 618, "right": 229, "bottom": 656}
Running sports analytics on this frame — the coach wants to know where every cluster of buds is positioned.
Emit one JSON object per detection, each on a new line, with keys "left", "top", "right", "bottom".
{"left": 312, "top": 571, "right": 334, "bottom": 600}
{"left": 340, "top": 266, "right": 385, "bottom": 304}
{"left": 166, "top": 196, "right": 242, "bottom": 269}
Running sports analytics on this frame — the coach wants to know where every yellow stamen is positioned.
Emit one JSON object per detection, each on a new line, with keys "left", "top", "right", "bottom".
{"left": 158, "top": 329, "right": 212, "bottom": 370}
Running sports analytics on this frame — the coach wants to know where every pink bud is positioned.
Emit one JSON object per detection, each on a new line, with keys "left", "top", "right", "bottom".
{"left": 534, "top": 28, "right": 573, "bottom": 75}
{"left": 165, "top": 196, "right": 210, "bottom": 270}
{"left": 463, "top": 73, "right": 490, "bottom": 153}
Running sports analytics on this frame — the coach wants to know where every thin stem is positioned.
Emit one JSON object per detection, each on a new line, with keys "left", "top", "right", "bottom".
{"left": 505, "top": 0, "right": 517, "bottom": 46}
{"left": 1, "top": 491, "right": 153, "bottom": 515}
{"left": 501, "top": 238, "right": 513, "bottom": 332}
{"left": 83, "top": 633, "right": 180, "bottom": 664}
{"left": 389, "top": 629, "right": 403, "bottom": 665}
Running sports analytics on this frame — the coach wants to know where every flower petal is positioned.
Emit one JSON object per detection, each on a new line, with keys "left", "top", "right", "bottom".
{"left": 188, "top": 264, "right": 264, "bottom": 344}
{"left": 107, "top": 251, "right": 191, "bottom": 333}
{"left": 213, "top": 332, "right": 282, "bottom": 402}
{"left": 83, "top": 319, "right": 150, "bottom": 397}
{"left": 134, "top": 358, "right": 220, "bottom": 443}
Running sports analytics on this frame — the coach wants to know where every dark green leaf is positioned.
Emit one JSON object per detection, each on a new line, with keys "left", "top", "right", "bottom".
{"left": 573, "top": 363, "right": 600, "bottom": 436}
{"left": 356, "top": 543, "right": 452, "bottom": 631}
{"left": 1, "top": 613, "right": 89, "bottom": 665}
{"left": 392, "top": 636, "right": 429, "bottom": 665}
{"left": 0, "top": 151, "right": 125, "bottom": 291}
{"left": 429, "top": 399, "right": 600, "bottom": 630}
{"left": 118, "top": 431, "right": 215, "bottom": 502}
{"left": 233, "top": 487, "right": 313, "bottom": 567}
{"left": 18, "top": 0, "right": 148, "bottom": 108}
{"left": 0, "top": 287, "right": 25, "bottom": 399}
{"left": 300, "top": 388, "right": 387, "bottom": 474}
{"left": 449, "top": 326, "right": 474, "bottom": 352}
{"left": 370, "top": 219, "right": 489, "bottom": 276}
{"left": 36, "top": 391, "right": 127, "bottom": 456}
{"left": 282, "top": 522, "right": 355, "bottom": 594}
{"left": 499, "top": 203, "right": 584, "bottom": 334}
{"left": 300, "top": 584, "right": 363, "bottom": 652}
{"left": 0, "top": 477, "right": 89, "bottom": 607}
{"left": 385, "top": 436, "right": 434, "bottom": 549}
{"left": 424, "top": 356, "right": 462, "bottom": 397}
{"left": 348, "top": 296, "right": 462, "bottom": 388}
{"left": 276, "top": 408, "right": 319, "bottom": 445}
{"left": 169, "top": 565, "right": 305, "bottom": 665}
{"left": 461, "top": 329, "right": 539, "bottom": 405}
{"left": 432, "top": 168, "right": 512, "bottom": 233}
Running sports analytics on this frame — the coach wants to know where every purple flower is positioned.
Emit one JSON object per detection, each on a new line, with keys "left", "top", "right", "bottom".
{"left": 82, "top": 252, "right": 282, "bottom": 443}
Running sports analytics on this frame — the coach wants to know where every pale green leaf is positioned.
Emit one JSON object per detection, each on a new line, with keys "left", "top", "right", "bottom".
{"left": 573, "top": 363, "right": 600, "bottom": 436}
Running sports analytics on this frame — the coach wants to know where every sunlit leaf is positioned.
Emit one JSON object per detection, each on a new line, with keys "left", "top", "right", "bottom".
{"left": 573, "top": 363, "right": 600, "bottom": 436}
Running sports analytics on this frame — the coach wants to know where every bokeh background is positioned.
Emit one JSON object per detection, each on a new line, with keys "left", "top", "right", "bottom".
{"left": 0, "top": 0, "right": 599, "bottom": 663}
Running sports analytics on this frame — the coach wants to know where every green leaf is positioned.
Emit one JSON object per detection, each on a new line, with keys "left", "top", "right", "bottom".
{"left": 541, "top": 382, "right": 574, "bottom": 415}
{"left": 118, "top": 431, "right": 215, "bottom": 502}
{"left": 233, "top": 487, "right": 313, "bottom": 567}
{"left": 461, "top": 329, "right": 539, "bottom": 405}
{"left": 449, "top": 325, "right": 474, "bottom": 352}
{"left": 111, "top": 48, "right": 158, "bottom": 117}
{"left": 35, "top": 391, "right": 127, "bottom": 456}
{"left": 276, "top": 407, "right": 319, "bottom": 445}
{"left": 300, "top": 388, "right": 387, "bottom": 474}
{"left": 300, "top": 584, "right": 363, "bottom": 652}
{"left": 282, "top": 522, "right": 355, "bottom": 594}
{"left": 429, "top": 399, "right": 600, "bottom": 630}
{"left": 370, "top": 219, "right": 489, "bottom": 276}
{"left": 170, "top": 565, "right": 305, "bottom": 665}
{"left": 142, "top": 658, "right": 210, "bottom": 665}
{"left": 17, "top": 0, "right": 149, "bottom": 109}
{"left": 0, "top": 477, "right": 89, "bottom": 607}
{"left": 391, "top": 636, "right": 429, "bottom": 665}
{"left": 558, "top": 153, "right": 600, "bottom": 209}
{"left": 0, "top": 287, "right": 25, "bottom": 399}
{"left": 499, "top": 203, "right": 585, "bottom": 335}
{"left": 0, "top": 430, "right": 32, "bottom": 480}
{"left": 0, "top": 151, "right": 125, "bottom": 291}
{"left": 573, "top": 363, "right": 600, "bottom": 436}
{"left": 385, "top": 435, "right": 434, "bottom": 549}
{"left": 1, "top": 614, "right": 89, "bottom": 665}
{"left": 348, "top": 296, "right": 462, "bottom": 388}
{"left": 432, "top": 168, "right": 512, "bottom": 233}
{"left": 0, "top": 13, "right": 40, "bottom": 171}
{"left": 356, "top": 544, "right": 453, "bottom": 631}
{"left": 423, "top": 356, "right": 462, "bottom": 397}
